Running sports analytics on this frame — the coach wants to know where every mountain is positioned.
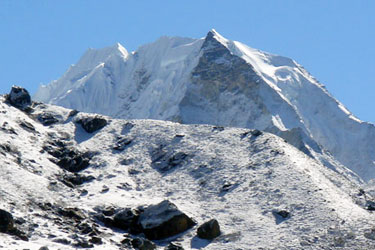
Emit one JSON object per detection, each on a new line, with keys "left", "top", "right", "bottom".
{"left": 34, "top": 30, "right": 375, "bottom": 182}
{"left": 2, "top": 91, "right": 375, "bottom": 249}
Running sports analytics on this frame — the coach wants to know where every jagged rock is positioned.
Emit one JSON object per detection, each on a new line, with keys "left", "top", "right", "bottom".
{"left": 165, "top": 242, "right": 184, "bottom": 250}
{"left": 139, "top": 200, "right": 196, "bottom": 240}
{"left": 151, "top": 147, "right": 189, "bottom": 173}
{"left": 58, "top": 207, "right": 86, "bottom": 221}
{"left": 78, "top": 116, "right": 108, "bottom": 133}
{"left": 7, "top": 86, "right": 31, "bottom": 110}
{"left": 197, "top": 219, "right": 221, "bottom": 240}
{"left": 18, "top": 120, "right": 36, "bottom": 132}
{"left": 60, "top": 173, "right": 95, "bottom": 187}
{"left": 39, "top": 247, "right": 49, "bottom": 250}
{"left": 37, "top": 112, "right": 61, "bottom": 126}
{"left": 0, "top": 209, "right": 14, "bottom": 233}
{"left": 43, "top": 140, "right": 93, "bottom": 173}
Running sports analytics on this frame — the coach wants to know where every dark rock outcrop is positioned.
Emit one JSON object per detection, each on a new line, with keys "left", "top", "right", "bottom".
{"left": 43, "top": 140, "right": 94, "bottom": 173}
{"left": 0, "top": 209, "right": 14, "bottom": 233}
{"left": 7, "top": 86, "right": 31, "bottom": 110}
{"left": 165, "top": 242, "right": 184, "bottom": 250}
{"left": 197, "top": 219, "right": 221, "bottom": 240}
{"left": 37, "top": 112, "right": 61, "bottom": 126}
{"left": 78, "top": 116, "right": 108, "bottom": 133}
{"left": 139, "top": 200, "right": 196, "bottom": 240}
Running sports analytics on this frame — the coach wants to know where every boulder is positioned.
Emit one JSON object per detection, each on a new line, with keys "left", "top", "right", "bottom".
{"left": 113, "top": 208, "right": 139, "bottom": 231}
{"left": 0, "top": 209, "right": 14, "bottom": 233}
{"left": 122, "top": 234, "right": 156, "bottom": 250}
{"left": 79, "top": 116, "right": 108, "bottom": 133}
{"left": 197, "top": 219, "right": 221, "bottom": 240}
{"left": 139, "top": 200, "right": 196, "bottom": 240}
{"left": 7, "top": 86, "right": 31, "bottom": 110}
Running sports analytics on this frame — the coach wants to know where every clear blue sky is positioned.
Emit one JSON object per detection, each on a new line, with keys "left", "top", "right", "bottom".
{"left": 1, "top": 1, "right": 374, "bottom": 122}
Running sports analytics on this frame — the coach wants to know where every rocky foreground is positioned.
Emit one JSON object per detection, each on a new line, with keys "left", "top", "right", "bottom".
{"left": 1, "top": 87, "right": 375, "bottom": 249}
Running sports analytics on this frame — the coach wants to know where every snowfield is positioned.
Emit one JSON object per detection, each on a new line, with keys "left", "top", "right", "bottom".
{"left": 1, "top": 95, "right": 375, "bottom": 249}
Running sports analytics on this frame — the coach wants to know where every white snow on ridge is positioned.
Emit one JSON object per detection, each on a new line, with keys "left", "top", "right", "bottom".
{"left": 1, "top": 98, "right": 375, "bottom": 249}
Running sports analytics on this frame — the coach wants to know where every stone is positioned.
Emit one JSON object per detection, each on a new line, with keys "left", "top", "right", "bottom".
{"left": 165, "top": 242, "right": 184, "bottom": 250}
{"left": 197, "top": 219, "right": 221, "bottom": 240}
{"left": 139, "top": 200, "right": 196, "bottom": 240}
{"left": 122, "top": 234, "right": 156, "bottom": 250}
{"left": 0, "top": 209, "right": 14, "bottom": 233}
{"left": 78, "top": 116, "right": 108, "bottom": 133}
{"left": 7, "top": 86, "right": 31, "bottom": 110}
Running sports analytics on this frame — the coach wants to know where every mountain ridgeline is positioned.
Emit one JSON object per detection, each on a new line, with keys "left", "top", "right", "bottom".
{"left": 34, "top": 30, "right": 375, "bottom": 181}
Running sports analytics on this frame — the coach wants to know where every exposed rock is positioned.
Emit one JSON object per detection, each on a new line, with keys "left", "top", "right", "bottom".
{"left": 272, "top": 209, "right": 291, "bottom": 224}
{"left": 113, "top": 136, "right": 133, "bottom": 151}
{"left": 37, "top": 112, "right": 61, "bottom": 126}
{"left": 89, "top": 236, "right": 103, "bottom": 245}
{"left": 7, "top": 86, "right": 31, "bottom": 110}
{"left": 113, "top": 208, "right": 139, "bottom": 231}
{"left": 165, "top": 242, "right": 184, "bottom": 250}
{"left": 78, "top": 116, "right": 108, "bottom": 133}
{"left": 197, "top": 219, "right": 221, "bottom": 240}
{"left": 18, "top": 120, "right": 36, "bottom": 132}
{"left": 151, "top": 146, "right": 189, "bottom": 173}
{"left": 58, "top": 207, "right": 86, "bottom": 222}
{"left": 39, "top": 247, "right": 49, "bottom": 250}
{"left": 139, "top": 200, "right": 196, "bottom": 240}
{"left": 122, "top": 234, "right": 156, "bottom": 250}
{"left": 0, "top": 209, "right": 14, "bottom": 233}
{"left": 43, "top": 140, "right": 94, "bottom": 173}
{"left": 60, "top": 173, "right": 95, "bottom": 187}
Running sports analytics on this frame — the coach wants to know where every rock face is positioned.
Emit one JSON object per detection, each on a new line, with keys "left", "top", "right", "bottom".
{"left": 78, "top": 116, "right": 108, "bottom": 133}
{"left": 139, "top": 200, "right": 196, "bottom": 240}
{"left": 197, "top": 219, "right": 221, "bottom": 240}
{"left": 0, "top": 209, "right": 14, "bottom": 233}
{"left": 7, "top": 86, "right": 31, "bottom": 110}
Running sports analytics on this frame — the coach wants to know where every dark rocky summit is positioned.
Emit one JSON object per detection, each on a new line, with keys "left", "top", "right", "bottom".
{"left": 7, "top": 86, "right": 31, "bottom": 110}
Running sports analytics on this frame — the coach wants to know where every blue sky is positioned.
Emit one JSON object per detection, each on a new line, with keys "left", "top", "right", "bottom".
{"left": 1, "top": 1, "right": 374, "bottom": 122}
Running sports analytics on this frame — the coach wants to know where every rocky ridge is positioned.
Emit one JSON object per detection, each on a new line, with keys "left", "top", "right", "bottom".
{"left": 1, "top": 88, "right": 375, "bottom": 249}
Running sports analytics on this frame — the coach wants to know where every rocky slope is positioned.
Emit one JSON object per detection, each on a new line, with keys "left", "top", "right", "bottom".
{"left": 34, "top": 30, "right": 375, "bottom": 182}
{"left": 2, "top": 88, "right": 375, "bottom": 249}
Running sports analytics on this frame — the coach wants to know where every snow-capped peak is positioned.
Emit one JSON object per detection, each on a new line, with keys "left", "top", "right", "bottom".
{"left": 34, "top": 31, "right": 375, "bottom": 182}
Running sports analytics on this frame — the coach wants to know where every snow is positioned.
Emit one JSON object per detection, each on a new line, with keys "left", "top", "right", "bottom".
{"left": 2, "top": 96, "right": 375, "bottom": 249}
{"left": 33, "top": 30, "right": 375, "bottom": 183}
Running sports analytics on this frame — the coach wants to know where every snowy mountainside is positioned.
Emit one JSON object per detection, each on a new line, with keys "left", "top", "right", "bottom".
{"left": 2, "top": 95, "right": 375, "bottom": 249}
{"left": 34, "top": 30, "right": 375, "bottom": 182}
